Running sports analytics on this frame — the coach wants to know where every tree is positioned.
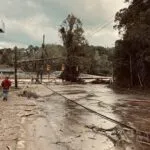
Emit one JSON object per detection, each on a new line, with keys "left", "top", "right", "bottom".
{"left": 0, "top": 48, "right": 14, "bottom": 66}
{"left": 59, "top": 14, "right": 88, "bottom": 82}
{"left": 114, "top": 0, "right": 150, "bottom": 87}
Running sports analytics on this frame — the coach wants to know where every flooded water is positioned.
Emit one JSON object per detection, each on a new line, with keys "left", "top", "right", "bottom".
{"left": 42, "top": 84, "right": 150, "bottom": 150}
{"left": 4, "top": 83, "right": 150, "bottom": 150}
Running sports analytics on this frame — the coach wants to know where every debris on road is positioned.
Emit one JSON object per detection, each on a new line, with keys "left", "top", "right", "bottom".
{"left": 18, "top": 90, "right": 39, "bottom": 99}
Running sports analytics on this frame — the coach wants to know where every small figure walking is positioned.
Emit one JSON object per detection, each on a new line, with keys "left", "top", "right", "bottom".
{"left": 1, "top": 76, "right": 11, "bottom": 101}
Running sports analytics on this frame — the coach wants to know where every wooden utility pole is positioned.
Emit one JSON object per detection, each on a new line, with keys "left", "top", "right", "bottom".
{"left": 47, "top": 64, "right": 50, "bottom": 80}
{"left": 42, "top": 34, "right": 45, "bottom": 49}
{"left": 112, "top": 48, "right": 114, "bottom": 83}
{"left": 36, "top": 34, "right": 46, "bottom": 83}
{"left": 129, "top": 55, "right": 133, "bottom": 88}
{"left": 40, "top": 34, "right": 45, "bottom": 83}
{"left": 14, "top": 46, "right": 18, "bottom": 88}
{"left": 41, "top": 34, "right": 45, "bottom": 82}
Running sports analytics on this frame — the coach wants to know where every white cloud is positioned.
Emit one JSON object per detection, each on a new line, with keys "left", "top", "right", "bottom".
{"left": 0, "top": 0, "right": 128, "bottom": 48}
{"left": 87, "top": 26, "right": 119, "bottom": 46}
{"left": 0, "top": 41, "right": 27, "bottom": 48}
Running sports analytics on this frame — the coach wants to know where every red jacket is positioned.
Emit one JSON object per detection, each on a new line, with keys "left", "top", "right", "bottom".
{"left": 1, "top": 79, "right": 11, "bottom": 89}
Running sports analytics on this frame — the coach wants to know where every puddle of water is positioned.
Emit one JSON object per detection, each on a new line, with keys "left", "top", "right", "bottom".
{"left": 24, "top": 84, "right": 150, "bottom": 150}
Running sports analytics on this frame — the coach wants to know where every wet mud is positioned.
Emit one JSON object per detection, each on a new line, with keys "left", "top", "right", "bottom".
{"left": 0, "top": 83, "right": 150, "bottom": 150}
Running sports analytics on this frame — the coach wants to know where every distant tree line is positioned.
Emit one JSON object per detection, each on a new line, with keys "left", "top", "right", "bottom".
{"left": 0, "top": 44, "right": 113, "bottom": 76}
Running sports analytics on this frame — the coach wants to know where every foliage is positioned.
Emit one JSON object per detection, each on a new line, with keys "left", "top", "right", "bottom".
{"left": 0, "top": 48, "right": 14, "bottom": 66}
{"left": 59, "top": 14, "right": 88, "bottom": 82}
{"left": 0, "top": 44, "right": 113, "bottom": 76}
{"left": 114, "top": 0, "right": 150, "bottom": 87}
{"left": 87, "top": 46, "right": 113, "bottom": 76}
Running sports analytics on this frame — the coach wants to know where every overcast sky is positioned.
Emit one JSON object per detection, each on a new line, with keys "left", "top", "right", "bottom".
{"left": 0, "top": 0, "right": 127, "bottom": 49}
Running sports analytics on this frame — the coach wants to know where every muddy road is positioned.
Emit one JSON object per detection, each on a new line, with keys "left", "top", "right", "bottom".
{"left": 0, "top": 83, "right": 150, "bottom": 150}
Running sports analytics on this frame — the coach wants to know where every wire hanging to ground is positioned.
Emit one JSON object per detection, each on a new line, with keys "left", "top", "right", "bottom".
{"left": 42, "top": 83, "right": 135, "bottom": 130}
{"left": 42, "top": 83, "right": 150, "bottom": 147}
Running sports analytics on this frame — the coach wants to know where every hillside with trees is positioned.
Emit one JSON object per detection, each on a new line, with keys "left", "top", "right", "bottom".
{"left": 0, "top": 44, "right": 113, "bottom": 76}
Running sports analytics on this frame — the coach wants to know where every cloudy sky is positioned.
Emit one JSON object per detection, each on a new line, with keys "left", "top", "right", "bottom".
{"left": 0, "top": 0, "right": 127, "bottom": 49}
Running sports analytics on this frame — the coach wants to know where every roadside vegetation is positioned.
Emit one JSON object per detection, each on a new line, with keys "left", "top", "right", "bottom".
{"left": 0, "top": 41, "right": 113, "bottom": 77}
{"left": 114, "top": 0, "right": 150, "bottom": 88}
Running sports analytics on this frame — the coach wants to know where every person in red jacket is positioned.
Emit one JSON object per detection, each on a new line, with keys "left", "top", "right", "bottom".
{"left": 1, "top": 76, "right": 11, "bottom": 101}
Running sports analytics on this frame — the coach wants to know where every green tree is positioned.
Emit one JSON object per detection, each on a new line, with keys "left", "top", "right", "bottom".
{"left": 114, "top": 0, "right": 150, "bottom": 87}
{"left": 59, "top": 14, "right": 88, "bottom": 82}
{"left": 0, "top": 48, "right": 14, "bottom": 66}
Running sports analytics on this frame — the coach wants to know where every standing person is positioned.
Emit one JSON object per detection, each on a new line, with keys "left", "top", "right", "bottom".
{"left": 1, "top": 76, "right": 11, "bottom": 101}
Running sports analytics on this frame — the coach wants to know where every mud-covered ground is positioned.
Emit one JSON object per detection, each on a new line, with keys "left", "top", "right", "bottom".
{"left": 0, "top": 82, "right": 150, "bottom": 150}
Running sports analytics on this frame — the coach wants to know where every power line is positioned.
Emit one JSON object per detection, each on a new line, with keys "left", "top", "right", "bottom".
{"left": 18, "top": 57, "right": 65, "bottom": 63}
{"left": 85, "top": 15, "right": 114, "bottom": 36}
{"left": 88, "top": 19, "right": 114, "bottom": 39}
{"left": 87, "top": 0, "right": 144, "bottom": 39}
{"left": 43, "top": 83, "right": 135, "bottom": 130}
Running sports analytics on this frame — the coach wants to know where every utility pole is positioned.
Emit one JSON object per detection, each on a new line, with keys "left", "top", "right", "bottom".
{"left": 129, "top": 55, "right": 133, "bottom": 88}
{"left": 14, "top": 46, "right": 18, "bottom": 88}
{"left": 42, "top": 34, "right": 45, "bottom": 49}
{"left": 112, "top": 48, "right": 114, "bottom": 83}
{"left": 41, "top": 34, "right": 45, "bottom": 83}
